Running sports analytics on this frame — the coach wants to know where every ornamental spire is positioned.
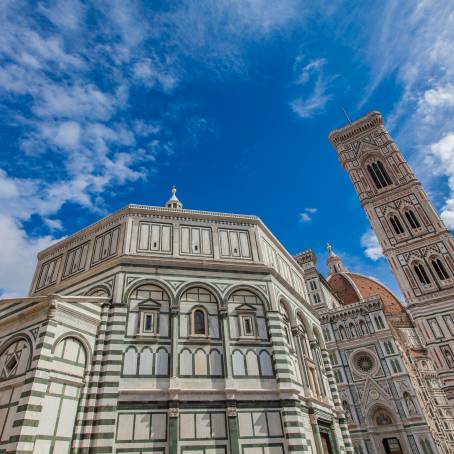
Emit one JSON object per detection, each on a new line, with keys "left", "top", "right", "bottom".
{"left": 165, "top": 186, "right": 183, "bottom": 209}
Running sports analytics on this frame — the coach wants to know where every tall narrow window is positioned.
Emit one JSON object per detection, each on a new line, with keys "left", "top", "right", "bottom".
{"left": 390, "top": 358, "right": 402, "bottom": 374}
{"left": 367, "top": 160, "right": 392, "bottom": 189}
{"left": 431, "top": 258, "right": 450, "bottom": 281}
{"left": 414, "top": 263, "right": 431, "bottom": 285}
{"left": 374, "top": 315, "right": 385, "bottom": 330}
{"left": 144, "top": 313, "right": 154, "bottom": 332}
{"left": 389, "top": 216, "right": 405, "bottom": 235}
{"left": 367, "top": 164, "right": 381, "bottom": 189}
{"left": 240, "top": 314, "right": 256, "bottom": 337}
{"left": 405, "top": 210, "right": 421, "bottom": 229}
{"left": 383, "top": 341, "right": 394, "bottom": 354}
{"left": 377, "top": 161, "right": 392, "bottom": 185}
{"left": 193, "top": 309, "right": 207, "bottom": 336}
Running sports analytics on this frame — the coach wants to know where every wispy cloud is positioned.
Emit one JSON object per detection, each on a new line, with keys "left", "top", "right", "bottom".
{"left": 290, "top": 57, "right": 333, "bottom": 119}
{"left": 0, "top": 0, "right": 306, "bottom": 296}
{"left": 299, "top": 207, "right": 318, "bottom": 223}
{"left": 360, "top": 229, "right": 383, "bottom": 261}
{"left": 348, "top": 1, "right": 454, "bottom": 224}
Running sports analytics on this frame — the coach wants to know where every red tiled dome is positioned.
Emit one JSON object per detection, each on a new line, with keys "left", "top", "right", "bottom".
{"left": 327, "top": 271, "right": 404, "bottom": 314}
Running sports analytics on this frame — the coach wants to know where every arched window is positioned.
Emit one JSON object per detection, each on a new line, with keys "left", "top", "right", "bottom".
{"left": 389, "top": 215, "right": 405, "bottom": 235}
{"left": 431, "top": 258, "right": 450, "bottom": 281}
{"left": 405, "top": 210, "right": 421, "bottom": 229}
{"left": 367, "top": 160, "right": 392, "bottom": 189}
{"left": 413, "top": 263, "right": 431, "bottom": 285}
{"left": 349, "top": 323, "right": 358, "bottom": 337}
{"left": 192, "top": 308, "right": 207, "bottom": 336}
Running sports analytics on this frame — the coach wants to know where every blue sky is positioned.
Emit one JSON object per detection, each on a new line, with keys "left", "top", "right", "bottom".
{"left": 0, "top": 0, "right": 453, "bottom": 297}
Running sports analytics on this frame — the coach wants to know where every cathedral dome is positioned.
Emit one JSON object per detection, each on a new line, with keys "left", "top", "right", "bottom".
{"left": 326, "top": 245, "right": 403, "bottom": 314}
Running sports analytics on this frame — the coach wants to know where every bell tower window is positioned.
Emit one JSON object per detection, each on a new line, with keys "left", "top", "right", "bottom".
{"left": 413, "top": 263, "right": 431, "bottom": 285}
{"left": 431, "top": 258, "right": 449, "bottom": 281}
{"left": 405, "top": 210, "right": 421, "bottom": 229}
{"left": 389, "top": 216, "right": 405, "bottom": 235}
{"left": 367, "top": 160, "right": 392, "bottom": 189}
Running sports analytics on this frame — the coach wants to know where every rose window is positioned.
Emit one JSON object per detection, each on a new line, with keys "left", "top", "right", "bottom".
{"left": 353, "top": 352, "right": 376, "bottom": 374}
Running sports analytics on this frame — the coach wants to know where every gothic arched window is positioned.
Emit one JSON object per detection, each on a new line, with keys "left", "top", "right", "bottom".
{"left": 349, "top": 323, "right": 358, "bottom": 337}
{"left": 367, "top": 160, "right": 392, "bottom": 189}
{"left": 192, "top": 308, "right": 208, "bottom": 336}
{"left": 413, "top": 263, "right": 431, "bottom": 285}
{"left": 389, "top": 215, "right": 405, "bottom": 235}
{"left": 405, "top": 210, "right": 421, "bottom": 229}
{"left": 431, "top": 258, "right": 450, "bottom": 281}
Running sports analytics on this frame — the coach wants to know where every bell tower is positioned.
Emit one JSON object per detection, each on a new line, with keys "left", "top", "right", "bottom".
{"left": 329, "top": 111, "right": 454, "bottom": 403}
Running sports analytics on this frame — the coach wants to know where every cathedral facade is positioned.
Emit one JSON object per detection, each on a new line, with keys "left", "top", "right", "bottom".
{"left": 1, "top": 111, "right": 454, "bottom": 454}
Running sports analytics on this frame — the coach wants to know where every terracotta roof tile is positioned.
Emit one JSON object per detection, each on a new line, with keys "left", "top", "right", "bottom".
{"left": 327, "top": 272, "right": 404, "bottom": 314}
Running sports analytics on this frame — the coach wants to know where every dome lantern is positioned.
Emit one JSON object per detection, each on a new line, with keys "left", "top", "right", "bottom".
{"left": 165, "top": 186, "right": 183, "bottom": 209}
{"left": 327, "top": 243, "right": 347, "bottom": 275}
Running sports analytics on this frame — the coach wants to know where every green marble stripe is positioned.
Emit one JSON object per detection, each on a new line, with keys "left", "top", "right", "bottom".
{"left": 12, "top": 419, "right": 39, "bottom": 428}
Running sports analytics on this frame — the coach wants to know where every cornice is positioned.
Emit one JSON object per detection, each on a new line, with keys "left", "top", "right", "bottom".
{"left": 319, "top": 296, "right": 384, "bottom": 322}
{"left": 32, "top": 257, "right": 319, "bottom": 319}
{"left": 328, "top": 111, "right": 383, "bottom": 145}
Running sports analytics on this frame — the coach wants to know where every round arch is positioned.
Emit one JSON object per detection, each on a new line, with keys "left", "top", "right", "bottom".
{"left": 85, "top": 284, "right": 112, "bottom": 297}
{"left": 176, "top": 281, "right": 223, "bottom": 306}
{"left": 366, "top": 403, "right": 397, "bottom": 427}
{"left": 52, "top": 332, "right": 93, "bottom": 366}
{"left": 295, "top": 309, "right": 313, "bottom": 335}
{"left": 0, "top": 334, "right": 33, "bottom": 375}
{"left": 0, "top": 333, "right": 33, "bottom": 355}
{"left": 124, "top": 279, "right": 175, "bottom": 304}
{"left": 312, "top": 324, "right": 327, "bottom": 349}
{"left": 277, "top": 295, "right": 297, "bottom": 326}
{"left": 224, "top": 285, "right": 270, "bottom": 310}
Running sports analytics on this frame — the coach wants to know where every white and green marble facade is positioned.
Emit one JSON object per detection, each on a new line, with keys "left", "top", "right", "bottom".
{"left": 0, "top": 204, "right": 352, "bottom": 454}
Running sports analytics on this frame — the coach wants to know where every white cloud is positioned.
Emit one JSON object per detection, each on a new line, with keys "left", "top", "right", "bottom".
{"left": 360, "top": 229, "right": 383, "bottom": 261}
{"left": 346, "top": 1, "right": 454, "bottom": 232}
{"left": 290, "top": 58, "right": 332, "bottom": 119}
{"left": 299, "top": 207, "right": 318, "bottom": 223}
{"left": 133, "top": 57, "right": 179, "bottom": 93}
{"left": 44, "top": 218, "right": 63, "bottom": 231}
{"left": 427, "top": 133, "right": 454, "bottom": 228}
{"left": 0, "top": 214, "right": 58, "bottom": 298}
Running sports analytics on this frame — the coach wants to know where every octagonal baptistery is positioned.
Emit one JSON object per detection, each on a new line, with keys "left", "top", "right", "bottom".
{"left": 0, "top": 192, "right": 352, "bottom": 454}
